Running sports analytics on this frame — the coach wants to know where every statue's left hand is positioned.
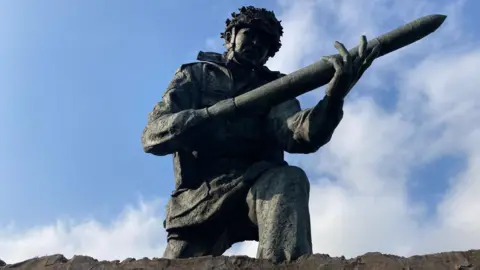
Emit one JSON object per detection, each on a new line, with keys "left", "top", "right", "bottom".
{"left": 322, "top": 35, "right": 381, "bottom": 99}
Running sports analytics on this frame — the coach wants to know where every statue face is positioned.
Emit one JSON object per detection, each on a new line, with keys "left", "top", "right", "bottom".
{"left": 232, "top": 27, "right": 271, "bottom": 66}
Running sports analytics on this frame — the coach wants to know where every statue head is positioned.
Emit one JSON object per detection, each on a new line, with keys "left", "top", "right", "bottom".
{"left": 221, "top": 6, "right": 283, "bottom": 68}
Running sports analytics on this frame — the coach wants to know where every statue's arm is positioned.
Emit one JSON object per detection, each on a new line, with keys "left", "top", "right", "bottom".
{"left": 141, "top": 65, "right": 209, "bottom": 156}
{"left": 267, "top": 95, "right": 344, "bottom": 154}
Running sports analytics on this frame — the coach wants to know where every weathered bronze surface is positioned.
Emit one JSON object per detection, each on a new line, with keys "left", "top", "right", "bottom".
{"left": 141, "top": 6, "right": 446, "bottom": 263}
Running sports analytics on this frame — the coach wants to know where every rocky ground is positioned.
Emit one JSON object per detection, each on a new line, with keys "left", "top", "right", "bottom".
{"left": 0, "top": 250, "right": 479, "bottom": 269}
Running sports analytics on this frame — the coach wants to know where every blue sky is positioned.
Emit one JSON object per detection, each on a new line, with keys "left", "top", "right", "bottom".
{"left": 1, "top": 0, "right": 480, "bottom": 263}
{"left": 0, "top": 0, "right": 273, "bottom": 227}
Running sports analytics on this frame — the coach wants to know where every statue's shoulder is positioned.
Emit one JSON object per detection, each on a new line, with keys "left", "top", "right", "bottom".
{"left": 196, "top": 51, "right": 227, "bottom": 65}
{"left": 174, "top": 62, "right": 203, "bottom": 74}
{"left": 171, "top": 62, "right": 208, "bottom": 86}
{"left": 174, "top": 51, "right": 227, "bottom": 76}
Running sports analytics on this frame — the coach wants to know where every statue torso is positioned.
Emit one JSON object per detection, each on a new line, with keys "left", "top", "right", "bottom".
{"left": 189, "top": 56, "right": 283, "bottom": 181}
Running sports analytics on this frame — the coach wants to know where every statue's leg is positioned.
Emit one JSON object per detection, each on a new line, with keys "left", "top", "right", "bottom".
{"left": 163, "top": 226, "right": 232, "bottom": 259}
{"left": 246, "top": 165, "right": 313, "bottom": 263}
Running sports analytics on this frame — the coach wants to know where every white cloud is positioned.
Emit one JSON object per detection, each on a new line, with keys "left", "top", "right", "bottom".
{"left": 266, "top": 0, "right": 324, "bottom": 73}
{"left": 0, "top": 200, "right": 167, "bottom": 263}
{"left": 1, "top": 0, "right": 480, "bottom": 264}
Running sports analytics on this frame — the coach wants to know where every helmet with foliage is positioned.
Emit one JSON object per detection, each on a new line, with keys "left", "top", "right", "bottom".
{"left": 221, "top": 6, "right": 283, "bottom": 58}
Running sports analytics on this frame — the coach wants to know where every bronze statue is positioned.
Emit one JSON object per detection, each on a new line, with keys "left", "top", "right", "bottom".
{"left": 141, "top": 6, "right": 446, "bottom": 263}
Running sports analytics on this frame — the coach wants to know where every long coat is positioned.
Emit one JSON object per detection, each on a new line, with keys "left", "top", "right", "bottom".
{"left": 141, "top": 51, "right": 344, "bottom": 231}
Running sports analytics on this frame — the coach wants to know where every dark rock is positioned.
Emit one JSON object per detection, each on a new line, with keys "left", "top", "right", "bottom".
{"left": 0, "top": 259, "right": 5, "bottom": 267}
{"left": 1, "top": 250, "right": 479, "bottom": 269}
{"left": 120, "top": 258, "right": 135, "bottom": 264}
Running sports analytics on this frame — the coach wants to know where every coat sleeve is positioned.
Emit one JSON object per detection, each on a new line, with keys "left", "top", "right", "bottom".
{"left": 266, "top": 95, "right": 344, "bottom": 154}
{"left": 141, "top": 64, "right": 210, "bottom": 156}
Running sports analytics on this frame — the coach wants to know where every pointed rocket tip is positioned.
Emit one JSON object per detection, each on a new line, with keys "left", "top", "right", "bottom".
{"left": 421, "top": 14, "right": 448, "bottom": 30}
{"left": 417, "top": 14, "right": 448, "bottom": 27}
{"left": 437, "top": 14, "right": 447, "bottom": 22}
{"left": 432, "top": 14, "right": 448, "bottom": 24}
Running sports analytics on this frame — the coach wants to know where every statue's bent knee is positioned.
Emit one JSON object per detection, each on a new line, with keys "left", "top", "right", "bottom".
{"left": 274, "top": 165, "right": 310, "bottom": 192}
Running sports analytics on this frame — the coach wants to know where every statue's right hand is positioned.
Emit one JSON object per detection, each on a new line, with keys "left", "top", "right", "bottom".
{"left": 206, "top": 98, "right": 237, "bottom": 118}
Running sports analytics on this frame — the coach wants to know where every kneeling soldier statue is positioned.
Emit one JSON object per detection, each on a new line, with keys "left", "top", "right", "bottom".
{"left": 142, "top": 6, "right": 379, "bottom": 263}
